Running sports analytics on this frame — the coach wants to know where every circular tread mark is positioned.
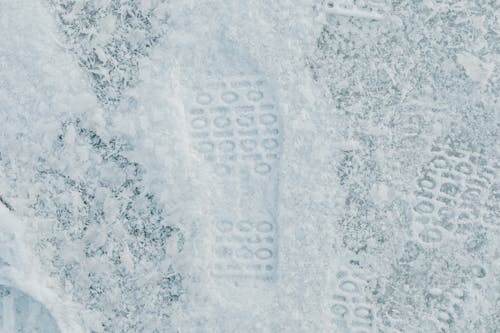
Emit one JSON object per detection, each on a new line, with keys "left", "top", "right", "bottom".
{"left": 262, "top": 138, "right": 279, "bottom": 150}
{"left": 260, "top": 113, "right": 277, "bottom": 125}
{"left": 255, "top": 162, "right": 272, "bottom": 174}
{"left": 196, "top": 93, "right": 213, "bottom": 105}
{"left": 240, "top": 139, "right": 258, "bottom": 152}
{"left": 191, "top": 117, "right": 209, "bottom": 129}
{"left": 218, "top": 140, "right": 236, "bottom": 152}
{"left": 255, "top": 248, "right": 273, "bottom": 259}
{"left": 221, "top": 91, "right": 239, "bottom": 103}
{"left": 196, "top": 141, "right": 215, "bottom": 153}
{"left": 214, "top": 116, "right": 231, "bottom": 129}
{"left": 256, "top": 221, "right": 274, "bottom": 233}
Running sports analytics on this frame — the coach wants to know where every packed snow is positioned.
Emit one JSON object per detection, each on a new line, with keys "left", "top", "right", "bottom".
{"left": 0, "top": 0, "right": 499, "bottom": 332}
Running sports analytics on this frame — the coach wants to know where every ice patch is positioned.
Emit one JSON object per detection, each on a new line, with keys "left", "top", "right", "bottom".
{"left": 456, "top": 52, "right": 495, "bottom": 86}
{"left": 0, "top": 285, "right": 60, "bottom": 333}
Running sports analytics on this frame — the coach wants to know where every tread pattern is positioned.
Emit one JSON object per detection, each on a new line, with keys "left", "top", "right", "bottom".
{"left": 187, "top": 76, "right": 281, "bottom": 178}
{"left": 212, "top": 219, "right": 277, "bottom": 280}
{"left": 411, "top": 137, "right": 500, "bottom": 246}
{"left": 322, "top": 0, "right": 392, "bottom": 20}
{"left": 330, "top": 263, "right": 376, "bottom": 333}
{"left": 185, "top": 75, "right": 281, "bottom": 281}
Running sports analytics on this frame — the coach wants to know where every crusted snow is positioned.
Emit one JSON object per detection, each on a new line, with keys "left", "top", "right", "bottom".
{"left": 0, "top": 0, "right": 499, "bottom": 332}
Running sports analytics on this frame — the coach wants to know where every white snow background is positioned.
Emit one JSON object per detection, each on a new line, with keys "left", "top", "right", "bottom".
{"left": 0, "top": 0, "right": 499, "bottom": 332}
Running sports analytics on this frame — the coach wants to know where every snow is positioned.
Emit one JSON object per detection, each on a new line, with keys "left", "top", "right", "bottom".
{"left": 0, "top": 0, "right": 499, "bottom": 332}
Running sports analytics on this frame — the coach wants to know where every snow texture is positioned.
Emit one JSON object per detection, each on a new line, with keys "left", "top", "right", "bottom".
{"left": 0, "top": 0, "right": 499, "bottom": 332}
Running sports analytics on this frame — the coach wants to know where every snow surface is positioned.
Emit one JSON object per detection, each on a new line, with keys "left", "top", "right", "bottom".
{"left": 0, "top": 0, "right": 499, "bottom": 332}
